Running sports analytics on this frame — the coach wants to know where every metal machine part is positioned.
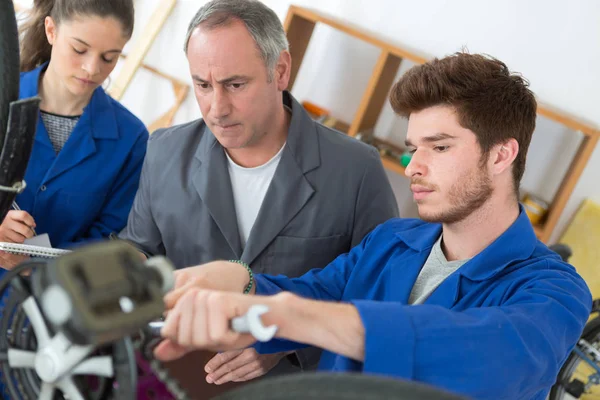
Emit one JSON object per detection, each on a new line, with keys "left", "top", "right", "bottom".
{"left": 0, "top": 262, "right": 137, "bottom": 400}
{"left": 0, "top": 242, "right": 186, "bottom": 399}
{"left": 231, "top": 304, "right": 278, "bottom": 342}
{"left": 32, "top": 241, "right": 172, "bottom": 347}
{"left": 0, "top": 241, "right": 278, "bottom": 399}
{"left": 134, "top": 320, "right": 190, "bottom": 400}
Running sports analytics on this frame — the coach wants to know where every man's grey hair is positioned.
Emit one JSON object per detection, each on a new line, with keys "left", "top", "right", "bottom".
{"left": 184, "top": 0, "right": 289, "bottom": 81}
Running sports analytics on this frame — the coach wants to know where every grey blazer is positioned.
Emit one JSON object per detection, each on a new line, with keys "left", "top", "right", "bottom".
{"left": 120, "top": 92, "right": 398, "bottom": 369}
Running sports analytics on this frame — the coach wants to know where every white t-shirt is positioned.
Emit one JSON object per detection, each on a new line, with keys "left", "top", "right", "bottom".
{"left": 226, "top": 143, "right": 286, "bottom": 247}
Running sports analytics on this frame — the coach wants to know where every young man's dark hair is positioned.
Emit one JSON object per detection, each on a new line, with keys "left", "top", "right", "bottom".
{"left": 391, "top": 52, "right": 537, "bottom": 193}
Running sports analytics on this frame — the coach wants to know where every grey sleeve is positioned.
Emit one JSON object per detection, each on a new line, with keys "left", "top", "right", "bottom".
{"left": 118, "top": 138, "right": 165, "bottom": 257}
{"left": 350, "top": 147, "right": 399, "bottom": 247}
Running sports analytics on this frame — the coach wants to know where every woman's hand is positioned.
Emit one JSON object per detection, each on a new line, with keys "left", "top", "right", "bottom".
{"left": 0, "top": 210, "right": 36, "bottom": 243}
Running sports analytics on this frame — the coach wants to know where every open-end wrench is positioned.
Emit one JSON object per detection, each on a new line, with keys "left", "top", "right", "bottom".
{"left": 146, "top": 304, "right": 278, "bottom": 343}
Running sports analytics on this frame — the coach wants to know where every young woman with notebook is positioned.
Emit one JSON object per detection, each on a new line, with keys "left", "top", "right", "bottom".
{"left": 0, "top": 0, "right": 148, "bottom": 269}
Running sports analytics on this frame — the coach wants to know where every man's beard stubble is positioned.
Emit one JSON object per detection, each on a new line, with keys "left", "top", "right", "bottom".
{"left": 416, "top": 165, "right": 493, "bottom": 224}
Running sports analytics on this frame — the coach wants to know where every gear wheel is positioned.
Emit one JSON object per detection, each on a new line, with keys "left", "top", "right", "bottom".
{"left": 134, "top": 323, "right": 190, "bottom": 400}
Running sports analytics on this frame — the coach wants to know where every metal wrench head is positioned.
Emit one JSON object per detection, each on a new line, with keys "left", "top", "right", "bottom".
{"left": 241, "top": 305, "right": 278, "bottom": 342}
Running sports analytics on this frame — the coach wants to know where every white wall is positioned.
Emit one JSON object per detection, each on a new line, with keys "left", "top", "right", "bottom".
{"left": 116, "top": 0, "right": 599, "bottom": 243}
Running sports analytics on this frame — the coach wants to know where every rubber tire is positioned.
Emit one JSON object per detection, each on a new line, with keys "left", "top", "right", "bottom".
{"left": 549, "top": 317, "right": 600, "bottom": 399}
{"left": 213, "top": 372, "right": 468, "bottom": 400}
{"left": 0, "top": 0, "right": 21, "bottom": 149}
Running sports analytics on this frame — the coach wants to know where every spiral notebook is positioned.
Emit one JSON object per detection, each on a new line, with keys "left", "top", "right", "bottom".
{"left": 0, "top": 242, "right": 71, "bottom": 258}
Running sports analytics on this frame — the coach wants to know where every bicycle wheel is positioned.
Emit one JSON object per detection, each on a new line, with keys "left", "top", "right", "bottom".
{"left": 213, "top": 372, "right": 467, "bottom": 400}
{"left": 0, "top": 3, "right": 22, "bottom": 397}
{"left": 0, "top": 0, "right": 40, "bottom": 222}
{"left": 550, "top": 317, "right": 600, "bottom": 399}
{"left": 0, "top": 0, "right": 21, "bottom": 148}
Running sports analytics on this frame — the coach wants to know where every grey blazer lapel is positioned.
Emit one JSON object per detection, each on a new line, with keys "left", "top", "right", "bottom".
{"left": 241, "top": 92, "right": 320, "bottom": 265}
{"left": 192, "top": 128, "right": 243, "bottom": 258}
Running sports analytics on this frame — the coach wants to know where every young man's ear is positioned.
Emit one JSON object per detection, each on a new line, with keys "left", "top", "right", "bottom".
{"left": 491, "top": 138, "right": 519, "bottom": 176}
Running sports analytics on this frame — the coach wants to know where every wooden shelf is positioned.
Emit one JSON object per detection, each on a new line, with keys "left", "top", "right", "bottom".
{"left": 317, "top": 117, "right": 406, "bottom": 174}
{"left": 537, "top": 106, "right": 600, "bottom": 138}
{"left": 381, "top": 155, "right": 406, "bottom": 176}
{"left": 533, "top": 224, "right": 543, "bottom": 238}
{"left": 372, "top": 137, "right": 407, "bottom": 175}
{"left": 332, "top": 120, "right": 350, "bottom": 134}
{"left": 284, "top": 5, "right": 599, "bottom": 243}
{"left": 284, "top": 5, "right": 428, "bottom": 71}
{"left": 349, "top": 52, "right": 402, "bottom": 137}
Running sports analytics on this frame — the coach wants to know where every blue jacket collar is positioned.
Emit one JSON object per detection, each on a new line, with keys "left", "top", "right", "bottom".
{"left": 395, "top": 221, "right": 442, "bottom": 252}
{"left": 460, "top": 206, "right": 537, "bottom": 281}
{"left": 396, "top": 205, "right": 537, "bottom": 281}
{"left": 21, "top": 62, "right": 119, "bottom": 140}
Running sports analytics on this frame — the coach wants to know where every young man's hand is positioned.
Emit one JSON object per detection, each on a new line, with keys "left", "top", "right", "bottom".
{"left": 154, "top": 289, "right": 290, "bottom": 362}
{"left": 157, "top": 280, "right": 365, "bottom": 365}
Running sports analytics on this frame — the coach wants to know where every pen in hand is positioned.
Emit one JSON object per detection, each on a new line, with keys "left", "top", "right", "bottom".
{"left": 11, "top": 201, "right": 37, "bottom": 236}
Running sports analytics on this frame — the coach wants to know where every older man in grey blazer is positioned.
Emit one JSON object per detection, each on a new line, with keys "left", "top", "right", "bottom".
{"left": 120, "top": 0, "right": 398, "bottom": 387}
